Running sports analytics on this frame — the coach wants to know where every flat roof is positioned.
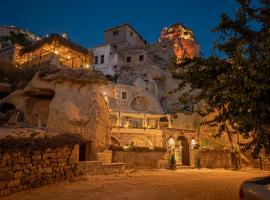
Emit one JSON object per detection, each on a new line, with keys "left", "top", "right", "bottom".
{"left": 104, "top": 23, "right": 147, "bottom": 44}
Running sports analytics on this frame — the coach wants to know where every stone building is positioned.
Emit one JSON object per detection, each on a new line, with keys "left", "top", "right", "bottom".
{"left": 91, "top": 23, "right": 201, "bottom": 167}
{"left": 1, "top": 23, "right": 201, "bottom": 168}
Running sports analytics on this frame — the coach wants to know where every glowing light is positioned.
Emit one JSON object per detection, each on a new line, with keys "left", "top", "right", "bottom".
{"left": 124, "top": 121, "right": 130, "bottom": 128}
{"left": 85, "top": 64, "right": 89, "bottom": 68}
{"left": 103, "top": 91, "right": 107, "bottom": 95}
{"left": 123, "top": 146, "right": 129, "bottom": 150}
{"left": 54, "top": 50, "right": 59, "bottom": 54}
{"left": 191, "top": 139, "right": 197, "bottom": 149}
{"left": 67, "top": 55, "right": 71, "bottom": 59}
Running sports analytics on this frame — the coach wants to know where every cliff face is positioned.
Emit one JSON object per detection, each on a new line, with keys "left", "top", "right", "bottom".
{"left": 160, "top": 23, "right": 199, "bottom": 63}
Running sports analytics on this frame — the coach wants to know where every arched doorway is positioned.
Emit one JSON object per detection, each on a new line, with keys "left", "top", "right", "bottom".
{"left": 176, "top": 136, "right": 190, "bottom": 166}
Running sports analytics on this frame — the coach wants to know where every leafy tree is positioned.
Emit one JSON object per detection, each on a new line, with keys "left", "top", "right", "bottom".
{"left": 172, "top": 0, "right": 270, "bottom": 157}
{"left": 0, "top": 31, "right": 30, "bottom": 46}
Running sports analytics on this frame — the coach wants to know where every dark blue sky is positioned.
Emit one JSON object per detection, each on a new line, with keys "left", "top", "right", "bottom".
{"left": 0, "top": 0, "right": 239, "bottom": 56}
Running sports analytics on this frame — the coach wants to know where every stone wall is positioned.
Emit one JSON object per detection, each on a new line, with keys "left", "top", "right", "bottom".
{"left": 198, "top": 150, "right": 240, "bottom": 169}
{"left": 75, "top": 161, "right": 125, "bottom": 176}
{"left": 96, "top": 150, "right": 112, "bottom": 164}
{"left": 112, "top": 151, "right": 169, "bottom": 169}
{"left": 0, "top": 144, "right": 79, "bottom": 197}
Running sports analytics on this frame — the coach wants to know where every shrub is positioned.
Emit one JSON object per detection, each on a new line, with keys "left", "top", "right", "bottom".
{"left": 109, "top": 145, "right": 167, "bottom": 152}
{"left": 170, "top": 154, "right": 176, "bottom": 169}
{"left": 0, "top": 133, "right": 85, "bottom": 153}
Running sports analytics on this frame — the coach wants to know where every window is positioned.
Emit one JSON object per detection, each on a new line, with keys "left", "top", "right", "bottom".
{"left": 130, "top": 31, "right": 133, "bottom": 37}
{"left": 113, "top": 65, "right": 117, "bottom": 69}
{"left": 94, "top": 56, "right": 98, "bottom": 64}
{"left": 139, "top": 55, "right": 144, "bottom": 61}
{"left": 126, "top": 56, "right": 131, "bottom": 62}
{"left": 122, "top": 92, "right": 127, "bottom": 99}
{"left": 100, "top": 55, "right": 104, "bottom": 64}
{"left": 113, "top": 30, "right": 119, "bottom": 37}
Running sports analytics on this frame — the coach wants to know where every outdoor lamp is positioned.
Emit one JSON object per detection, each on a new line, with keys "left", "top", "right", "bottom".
{"left": 191, "top": 139, "right": 197, "bottom": 149}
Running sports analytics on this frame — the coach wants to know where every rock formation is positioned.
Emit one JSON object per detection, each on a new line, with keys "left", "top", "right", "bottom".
{"left": 160, "top": 23, "right": 200, "bottom": 63}
{"left": 2, "top": 65, "right": 111, "bottom": 159}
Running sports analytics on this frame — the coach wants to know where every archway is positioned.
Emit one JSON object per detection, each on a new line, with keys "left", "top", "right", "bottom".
{"left": 176, "top": 136, "right": 190, "bottom": 166}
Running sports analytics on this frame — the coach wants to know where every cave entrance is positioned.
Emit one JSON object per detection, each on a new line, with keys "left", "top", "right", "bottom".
{"left": 79, "top": 141, "right": 92, "bottom": 161}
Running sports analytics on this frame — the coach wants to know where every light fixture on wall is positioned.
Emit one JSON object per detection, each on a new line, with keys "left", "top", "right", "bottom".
{"left": 191, "top": 139, "right": 198, "bottom": 149}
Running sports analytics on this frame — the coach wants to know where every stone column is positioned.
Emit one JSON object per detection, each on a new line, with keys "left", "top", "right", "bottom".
{"left": 166, "top": 114, "right": 173, "bottom": 128}
{"left": 157, "top": 118, "right": 160, "bottom": 129}
{"left": 116, "top": 112, "right": 121, "bottom": 128}
{"left": 142, "top": 114, "right": 147, "bottom": 128}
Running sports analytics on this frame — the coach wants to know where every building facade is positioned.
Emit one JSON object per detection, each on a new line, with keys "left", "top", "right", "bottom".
{"left": 91, "top": 24, "right": 200, "bottom": 167}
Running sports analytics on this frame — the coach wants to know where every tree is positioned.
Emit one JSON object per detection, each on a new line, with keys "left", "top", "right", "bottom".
{"left": 0, "top": 31, "right": 30, "bottom": 46}
{"left": 172, "top": 0, "right": 270, "bottom": 157}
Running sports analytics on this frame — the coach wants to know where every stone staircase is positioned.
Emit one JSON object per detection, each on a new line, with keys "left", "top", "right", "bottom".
{"left": 174, "top": 148, "right": 193, "bottom": 169}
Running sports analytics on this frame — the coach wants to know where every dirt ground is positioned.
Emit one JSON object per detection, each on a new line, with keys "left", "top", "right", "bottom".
{"left": 2, "top": 169, "right": 270, "bottom": 200}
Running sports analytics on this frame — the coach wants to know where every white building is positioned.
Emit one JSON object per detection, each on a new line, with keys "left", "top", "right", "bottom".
{"left": 90, "top": 24, "right": 147, "bottom": 77}
{"left": 91, "top": 44, "right": 119, "bottom": 76}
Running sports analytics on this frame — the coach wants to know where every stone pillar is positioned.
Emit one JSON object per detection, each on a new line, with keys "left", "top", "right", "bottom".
{"left": 142, "top": 114, "right": 147, "bottom": 128}
{"left": 166, "top": 114, "right": 173, "bottom": 128}
{"left": 116, "top": 112, "right": 121, "bottom": 128}
{"left": 157, "top": 118, "right": 160, "bottom": 129}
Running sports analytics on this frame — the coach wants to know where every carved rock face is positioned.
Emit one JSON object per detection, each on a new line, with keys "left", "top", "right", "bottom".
{"left": 160, "top": 23, "right": 200, "bottom": 63}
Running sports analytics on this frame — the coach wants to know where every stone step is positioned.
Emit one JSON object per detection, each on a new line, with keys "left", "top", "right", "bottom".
{"left": 176, "top": 165, "right": 193, "bottom": 169}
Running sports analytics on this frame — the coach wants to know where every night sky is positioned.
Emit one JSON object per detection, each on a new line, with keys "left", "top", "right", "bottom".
{"left": 0, "top": 0, "right": 239, "bottom": 56}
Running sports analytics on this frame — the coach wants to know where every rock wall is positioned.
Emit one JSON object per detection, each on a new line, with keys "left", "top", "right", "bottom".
{"left": 3, "top": 67, "right": 111, "bottom": 159}
{"left": 198, "top": 150, "right": 240, "bottom": 169}
{"left": 0, "top": 144, "right": 79, "bottom": 197}
{"left": 75, "top": 161, "right": 125, "bottom": 176}
{"left": 112, "top": 151, "right": 169, "bottom": 169}
{"left": 96, "top": 150, "right": 112, "bottom": 164}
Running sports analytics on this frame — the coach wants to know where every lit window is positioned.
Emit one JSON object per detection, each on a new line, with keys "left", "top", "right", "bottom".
{"left": 139, "top": 55, "right": 144, "bottom": 61}
{"left": 94, "top": 56, "right": 98, "bottom": 64}
{"left": 100, "top": 55, "right": 104, "bottom": 64}
{"left": 126, "top": 57, "right": 131, "bottom": 62}
{"left": 122, "top": 92, "right": 127, "bottom": 99}
{"left": 113, "top": 30, "right": 119, "bottom": 37}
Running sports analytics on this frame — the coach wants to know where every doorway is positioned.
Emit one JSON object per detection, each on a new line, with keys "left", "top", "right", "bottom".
{"left": 79, "top": 141, "right": 92, "bottom": 161}
{"left": 176, "top": 136, "right": 190, "bottom": 166}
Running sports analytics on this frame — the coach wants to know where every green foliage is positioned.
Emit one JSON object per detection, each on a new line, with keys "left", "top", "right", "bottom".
{"left": 0, "top": 31, "right": 31, "bottom": 46}
{"left": 109, "top": 145, "right": 167, "bottom": 152}
{"left": 170, "top": 154, "right": 176, "bottom": 169}
{"left": 195, "top": 155, "right": 201, "bottom": 169}
{"left": 172, "top": 0, "right": 270, "bottom": 157}
{"left": 0, "top": 133, "right": 85, "bottom": 153}
{"left": 0, "top": 61, "right": 38, "bottom": 89}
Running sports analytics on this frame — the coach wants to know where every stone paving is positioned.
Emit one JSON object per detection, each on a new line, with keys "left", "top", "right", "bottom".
{"left": 2, "top": 169, "right": 270, "bottom": 200}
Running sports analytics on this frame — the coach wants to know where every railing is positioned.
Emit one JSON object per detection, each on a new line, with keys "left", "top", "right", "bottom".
{"left": 111, "top": 127, "right": 162, "bottom": 134}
